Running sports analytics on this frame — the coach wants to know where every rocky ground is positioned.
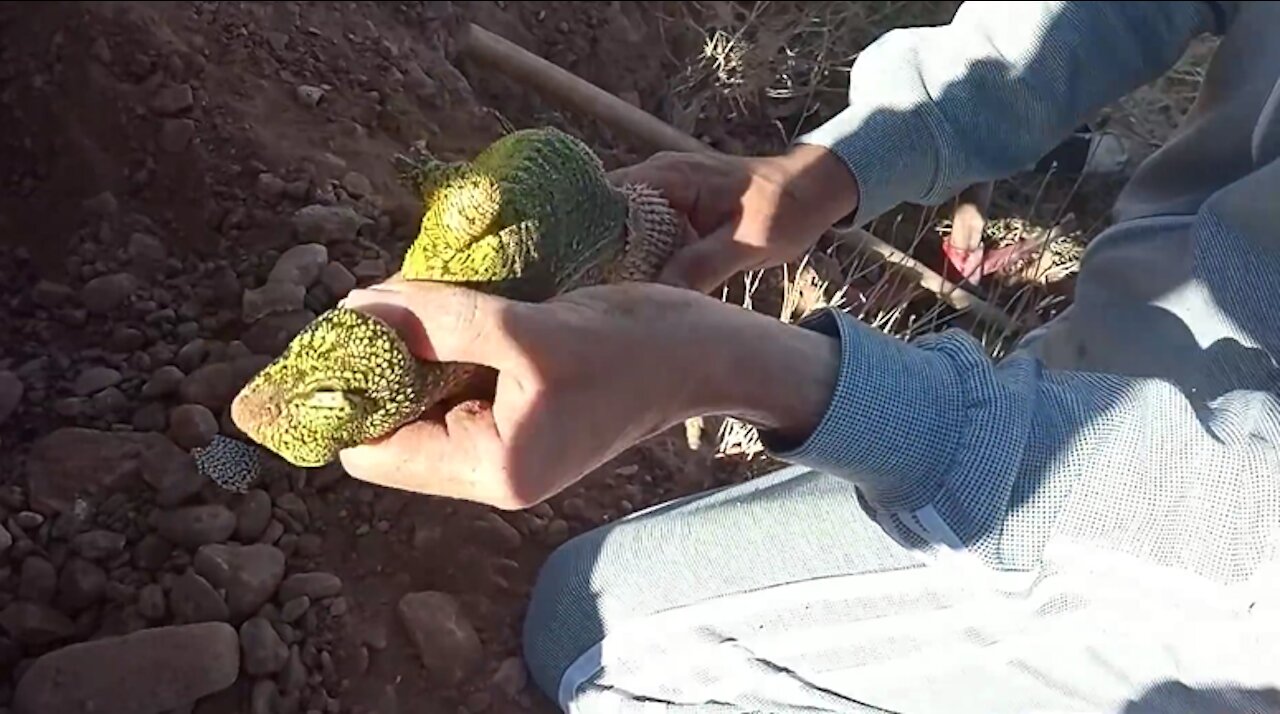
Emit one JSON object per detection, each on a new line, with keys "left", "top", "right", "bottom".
{"left": 0, "top": 1, "right": 1209, "bottom": 713}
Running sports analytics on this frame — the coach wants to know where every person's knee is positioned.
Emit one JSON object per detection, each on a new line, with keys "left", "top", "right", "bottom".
{"left": 522, "top": 530, "right": 607, "bottom": 704}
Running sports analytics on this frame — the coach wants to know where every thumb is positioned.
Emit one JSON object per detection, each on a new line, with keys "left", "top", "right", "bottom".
{"left": 658, "top": 226, "right": 764, "bottom": 293}
{"left": 339, "top": 282, "right": 519, "bottom": 368}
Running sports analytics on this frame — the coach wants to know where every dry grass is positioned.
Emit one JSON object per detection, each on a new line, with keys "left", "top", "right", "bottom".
{"left": 656, "top": 1, "right": 1216, "bottom": 459}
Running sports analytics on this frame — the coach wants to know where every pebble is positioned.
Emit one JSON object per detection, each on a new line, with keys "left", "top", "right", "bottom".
{"left": 57, "top": 557, "right": 107, "bottom": 612}
{"left": 132, "top": 402, "right": 169, "bottom": 432}
{"left": 491, "top": 656, "right": 528, "bottom": 698}
{"left": 127, "top": 232, "right": 167, "bottom": 265}
{"left": 160, "top": 118, "right": 197, "bottom": 152}
{"left": 477, "top": 512, "right": 523, "bottom": 551}
{"left": 168, "top": 403, "right": 219, "bottom": 449}
{"left": 133, "top": 533, "right": 174, "bottom": 571}
{"left": 296, "top": 533, "right": 322, "bottom": 557}
{"left": 73, "top": 366, "right": 123, "bottom": 396}
{"left": 141, "top": 438, "right": 206, "bottom": 507}
{"left": 175, "top": 339, "right": 209, "bottom": 373}
{"left": 352, "top": 258, "right": 387, "bottom": 282}
{"left": 71, "top": 530, "right": 127, "bottom": 560}
{"left": 138, "top": 583, "right": 167, "bottom": 620}
{"left": 0, "top": 525, "right": 11, "bottom": 554}
{"left": 91, "top": 386, "right": 128, "bottom": 416}
{"left": 143, "top": 365, "right": 186, "bottom": 398}
{"left": 279, "top": 644, "right": 307, "bottom": 693}
{"left": 275, "top": 493, "right": 309, "bottom": 526}
{"left": 396, "top": 591, "right": 483, "bottom": 685}
{"left": 278, "top": 572, "right": 341, "bottom": 602}
{"left": 150, "top": 82, "right": 195, "bottom": 115}
{"left": 13, "top": 622, "right": 240, "bottom": 714}
{"left": 295, "top": 84, "right": 325, "bottom": 107}
{"left": 0, "top": 371, "right": 24, "bottom": 425}
{"left": 170, "top": 569, "right": 231, "bottom": 624}
{"left": 328, "top": 596, "right": 348, "bottom": 617}
{"left": 157, "top": 505, "right": 237, "bottom": 548}
{"left": 243, "top": 282, "right": 306, "bottom": 323}
{"left": 179, "top": 362, "right": 239, "bottom": 410}
{"left": 243, "top": 310, "right": 317, "bottom": 355}
{"left": 194, "top": 543, "right": 286, "bottom": 621}
{"left": 340, "top": 171, "right": 373, "bottom": 198}
{"left": 291, "top": 204, "right": 370, "bottom": 245}
{"left": 234, "top": 490, "right": 273, "bottom": 541}
{"left": 258, "top": 519, "right": 285, "bottom": 545}
{"left": 82, "top": 273, "right": 139, "bottom": 313}
{"left": 0, "top": 601, "right": 75, "bottom": 647}
{"left": 318, "top": 262, "right": 356, "bottom": 299}
{"left": 33, "top": 280, "right": 75, "bottom": 308}
{"left": 256, "top": 172, "right": 287, "bottom": 203}
{"left": 280, "top": 596, "right": 309, "bottom": 623}
{"left": 19, "top": 557, "right": 57, "bottom": 603}
{"left": 251, "top": 679, "right": 279, "bottom": 714}
{"left": 268, "top": 243, "right": 328, "bottom": 287}
{"left": 108, "top": 325, "right": 147, "bottom": 353}
{"left": 241, "top": 616, "right": 290, "bottom": 675}
{"left": 13, "top": 511, "right": 43, "bottom": 530}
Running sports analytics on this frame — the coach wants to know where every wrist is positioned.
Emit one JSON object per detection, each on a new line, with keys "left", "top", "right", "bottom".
{"left": 775, "top": 143, "right": 861, "bottom": 227}
{"left": 687, "top": 299, "right": 840, "bottom": 441}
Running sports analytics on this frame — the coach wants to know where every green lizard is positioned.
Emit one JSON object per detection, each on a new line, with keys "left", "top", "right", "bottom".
{"left": 229, "top": 127, "right": 679, "bottom": 470}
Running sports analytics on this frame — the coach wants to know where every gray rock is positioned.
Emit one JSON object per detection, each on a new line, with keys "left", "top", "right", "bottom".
{"left": 127, "top": 232, "right": 167, "bottom": 266}
{"left": 142, "top": 365, "right": 186, "bottom": 398}
{"left": 234, "top": 490, "right": 272, "bottom": 542}
{"left": 250, "top": 678, "right": 279, "bottom": 714}
{"left": 278, "top": 572, "right": 341, "bottom": 603}
{"left": 168, "top": 404, "right": 219, "bottom": 449}
{"left": 138, "top": 583, "right": 167, "bottom": 620}
{"left": 352, "top": 258, "right": 387, "bottom": 282}
{"left": 160, "top": 118, "right": 196, "bottom": 152}
{"left": 19, "top": 557, "right": 56, "bottom": 603}
{"left": 295, "top": 84, "right": 324, "bottom": 107}
{"left": 73, "top": 366, "right": 123, "bottom": 396}
{"left": 341, "top": 171, "right": 373, "bottom": 198}
{"left": 157, "top": 505, "right": 237, "bottom": 548}
{"left": 397, "top": 591, "right": 482, "bottom": 685}
{"left": 82, "top": 273, "right": 139, "bottom": 313}
{"left": 478, "top": 512, "right": 523, "bottom": 551}
{"left": 267, "top": 244, "right": 328, "bottom": 287}
{"left": 71, "top": 530, "right": 128, "bottom": 560}
{"left": 0, "top": 601, "right": 75, "bottom": 647}
{"left": 108, "top": 325, "right": 148, "bottom": 352}
{"left": 279, "top": 596, "right": 309, "bottom": 623}
{"left": 33, "top": 280, "right": 75, "bottom": 308}
{"left": 194, "top": 543, "right": 285, "bottom": 622}
{"left": 26, "top": 428, "right": 161, "bottom": 514}
{"left": 274, "top": 493, "right": 308, "bottom": 526}
{"left": 12, "top": 622, "right": 240, "bottom": 714}
{"left": 242, "top": 310, "right": 316, "bottom": 355}
{"left": 491, "top": 656, "right": 528, "bottom": 698}
{"left": 150, "top": 83, "right": 194, "bottom": 115}
{"left": 90, "top": 386, "right": 128, "bottom": 416}
{"left": 57, "top": 557, "right": 107, "bottom": 612}
{"left": 243, "top": 282, "right": 306, "bottom": 323}
{"left": 256, "top": 172, "right": 287, "bottom": 203}
{"left": 133, "top": 533, "right": 174, "bottom": 571}
{"left": 0, "top": 525, "right": 11, "bottom": 553}
{"left": 179, "top": 362, "right": 239, "bottom": 410}
{"left": 279, "top": 644, "right": 307, "bottom": 693}
{"left": 140, "top": 438, "right": 205, "bottom": 507}
{"left": 175, "top": 339, "right": 209, "bottom": 373}
{"left": 132, "top": 402, "right": 169, "bottom": 432}
{"left": 169, "top": 570, "right": 230, "bottom": 624}
{"left": 318, "top": 262, "right": 356, "bottom": 299}
{"left": 240, "top": 616, "right": 289, "bottom": 675}
{"left": 291, "top": 204, "right": 370, "bottom": 245}
{"left": 0, "top": 371, "right": 23, "bottom": 425}
{"left": 13, "top": 511, "right": 43, "bottom": 530}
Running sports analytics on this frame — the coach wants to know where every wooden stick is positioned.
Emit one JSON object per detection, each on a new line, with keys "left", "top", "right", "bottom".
{"left": 459, "top": 22, "right": 1021, "bottom": 332}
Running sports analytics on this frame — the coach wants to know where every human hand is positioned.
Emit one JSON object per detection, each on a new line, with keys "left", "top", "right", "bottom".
{"left": 610, "top": 143, "right": 860, "bottom": 292}
{"left": 336, "top": 281, "right": 838, "bottom": 509}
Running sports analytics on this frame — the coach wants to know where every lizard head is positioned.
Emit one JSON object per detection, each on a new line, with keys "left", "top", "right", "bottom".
{"left": 231, "top": 307, "right": 428, "bottom": 468}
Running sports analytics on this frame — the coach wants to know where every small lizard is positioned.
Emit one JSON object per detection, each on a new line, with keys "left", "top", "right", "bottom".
{"left": 229, "top": 127, "right": 679, "bottom": 470}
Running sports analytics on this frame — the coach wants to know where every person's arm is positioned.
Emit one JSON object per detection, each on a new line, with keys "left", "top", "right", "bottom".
{"left": 801, "top": 1, "right": 1231, "bottom": 226}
